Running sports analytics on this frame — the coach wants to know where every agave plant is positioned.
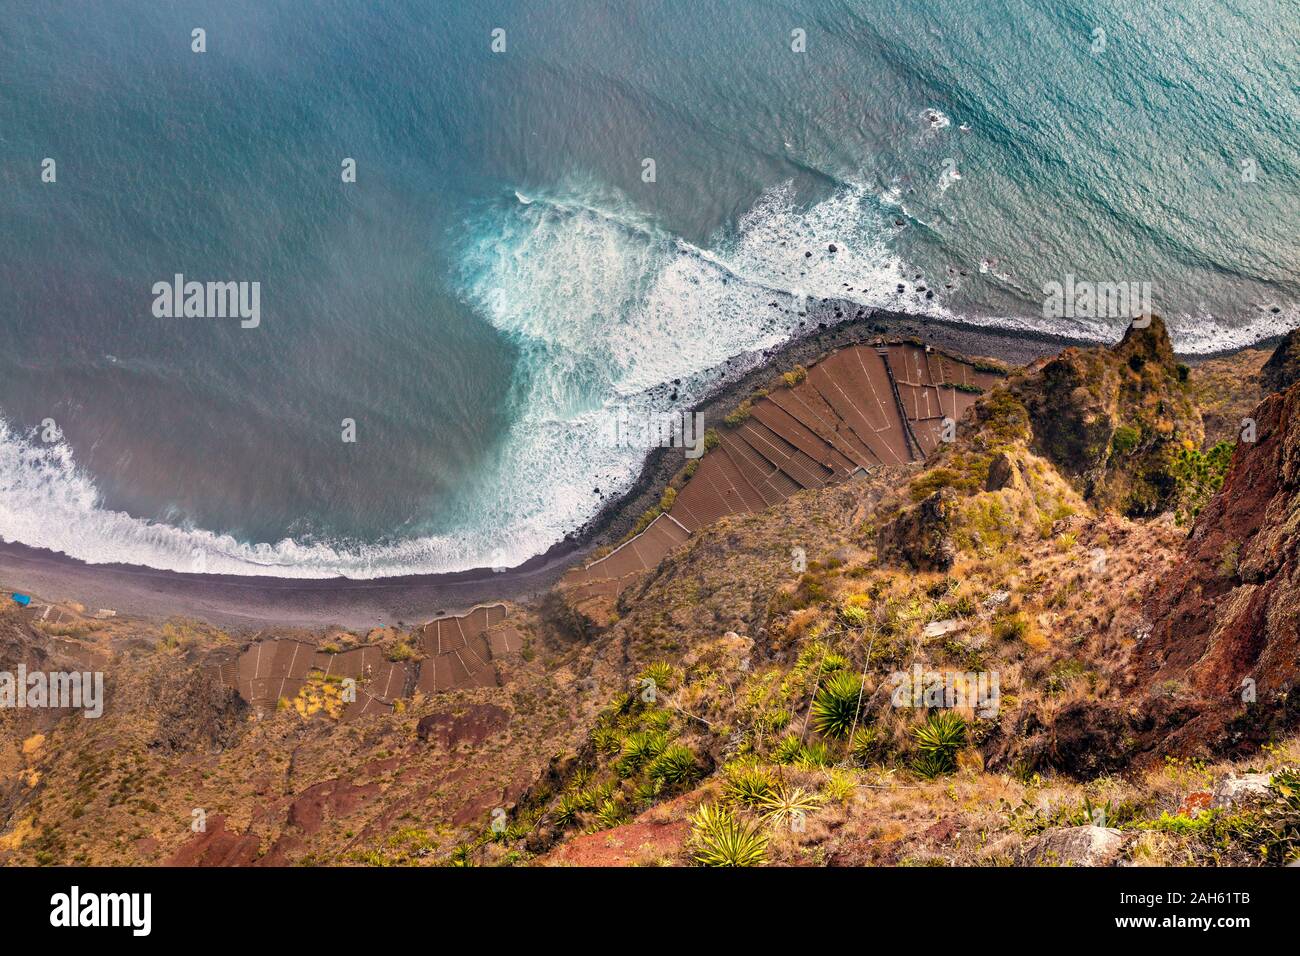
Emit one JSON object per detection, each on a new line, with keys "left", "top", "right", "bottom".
{"left": 724, "top": 763, "right": 778, "bottom": 808}
{"left": 772, "top": 734, "right": 805, "bottom": 765}
{"left": 641, "top": 707, "right": 673, "bottom": 731}
{"left": 760, "top": 708, "right": 792, "bottom": 733}
{"left": 821, "top": 768, "right": 857, "bottom": 804}
{"left": 798, "top": 740, "right": 832, "bottom": 768}
{"left": 551, "top": 792, "right": 582, "bottom": 829}
{"left": 850, "top": 725, "right": 892, "bottom": 766}
{"left": 634, "top": 778, "right": 663, "bottom": 805}
{"left": 690, "top": 803, "right": 768, "bottom": 867}
{"left": 910, "top": 751, "right": 954, "bottom": 780}
{"left": 811, "top": 670, "right": 866, "bottom": 739}
{"left": 647, "top": 744, "right": 699, "bottom": 788}
{"left": 820, "top": 650, "right": 852, "bottom": 672}
{"left": 911, "top": 711, "right": 967, "bottom": 777}
{"left": 616, "top": 730, "right": 669, "bottom": 777}
{"left": 758, "top": 786, "right": 821, "bottom": 830}
{"left": 638, "top": 661, "right": 678, "bottom": 695}
{"left": 591, "top": 798, "right": 627, "bottom": 832}
{"left": 838, "top": 603, "right": 870, "bottom": 628}
{"left": 591, "top": 726, "right": 622, "bottom": 756}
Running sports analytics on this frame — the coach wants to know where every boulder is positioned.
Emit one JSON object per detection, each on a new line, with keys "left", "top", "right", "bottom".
{"left": 921, "top": 618, "right": 964, "bottom": 639}
{"left": 1016, "top": 825, "right": 1125, "bottom": 867}
{"left": 1210, "top": 773, "right": 1273, "bottom": 810}
{"left": 984, "top": 451, "right": 1024, "bottom": 492}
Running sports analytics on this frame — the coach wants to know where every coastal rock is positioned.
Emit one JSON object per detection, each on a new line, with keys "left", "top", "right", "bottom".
{"left": 1016, "top": 825, "right": 1125, "bottom": 867}
{"left": 876, "top": 488, "right": 957, "bottom": 571}
{"left": 1261, "top": 328, "right": 1300, "bottom": 394}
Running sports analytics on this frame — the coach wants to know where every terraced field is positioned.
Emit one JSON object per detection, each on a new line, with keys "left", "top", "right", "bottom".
{"left": 216, "top": 340, "right": 999, "bottom": 717}
{"left": 217, "top": 603, "right": 523, "bottom": 718}
{"left": 561, "top": 341, "right": 1001, "bottom": 599}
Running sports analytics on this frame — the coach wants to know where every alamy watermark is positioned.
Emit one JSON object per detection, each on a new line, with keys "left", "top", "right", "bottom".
{"left": 50, "top": 886, "right": 150, "bottom": 936}
{"left": 0, "top": 665, "right": 104, "bottom": 718}
{"left": 1042, "top": 274, "right": 1152, "bottom": 321}
{"left": 152, "top": 274, "right": 261, "bottom": 328}
{"left": 890, "top": 664, "right": 1000, "bottom": 718}
{"left": 602, "top": 406, "right": 707, "bottom": 459}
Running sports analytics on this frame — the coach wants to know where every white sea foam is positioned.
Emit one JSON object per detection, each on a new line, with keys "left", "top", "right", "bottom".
{"left": 0, "top": 181, "right": 1291, "bottom": 577}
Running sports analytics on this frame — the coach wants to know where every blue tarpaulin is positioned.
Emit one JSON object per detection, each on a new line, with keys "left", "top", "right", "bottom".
{"left": 11, "top": 594, "right": 31, "bottom": 607}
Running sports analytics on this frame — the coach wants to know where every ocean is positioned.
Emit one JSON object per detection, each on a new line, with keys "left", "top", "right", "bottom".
{"left": 0, "top": 0, "right": 1296, "bottom": 578}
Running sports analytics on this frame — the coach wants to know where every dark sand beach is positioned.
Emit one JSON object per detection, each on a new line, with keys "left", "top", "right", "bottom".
{"left": 0, "top": 304, "right": 1113, "bottom": 632}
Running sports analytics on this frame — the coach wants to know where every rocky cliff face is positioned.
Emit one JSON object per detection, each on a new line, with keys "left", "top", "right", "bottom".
{"left": 1010, "top": 317, "right": 1202, "bottom": 516}
{"left": 1261, "top": 328, "right": 1300, "bottom": 395}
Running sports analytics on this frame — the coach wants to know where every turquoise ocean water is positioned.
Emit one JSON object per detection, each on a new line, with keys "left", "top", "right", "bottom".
{"left": 0, "top": 0, "right": 1296, "bottom": 577}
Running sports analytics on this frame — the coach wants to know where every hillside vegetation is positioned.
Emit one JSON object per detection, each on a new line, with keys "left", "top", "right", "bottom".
{"left": 3, "top": 320, "right": 1298, "bottom": 868}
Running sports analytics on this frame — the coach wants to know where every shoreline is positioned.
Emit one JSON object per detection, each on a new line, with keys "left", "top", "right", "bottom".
{"left": 0, "top": 303, "right": 1264, "bottom": 633}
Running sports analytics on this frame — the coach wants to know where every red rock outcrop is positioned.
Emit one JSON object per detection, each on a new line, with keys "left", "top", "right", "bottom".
{"left": 1128, "top": 380, "right": 1300, "bottom": 753}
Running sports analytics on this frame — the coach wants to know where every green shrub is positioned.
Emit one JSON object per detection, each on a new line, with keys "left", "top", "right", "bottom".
{"left": 1257, "top": 767, "right": 1300, "bottom": 865}
{"left": 723, "top": 401, "right": 752, "bottom": 428}
{"left": 1111, "top": 424, "right": 1141, "bottom": 454}
{"left": 1170, "top": 440, "right": 1234, "bottom": 525}
{"left": 386, "top": 640, "right": 414, "bottom": 662}
{"left": 821, "top": 768, "right": 857, "bottom": 803}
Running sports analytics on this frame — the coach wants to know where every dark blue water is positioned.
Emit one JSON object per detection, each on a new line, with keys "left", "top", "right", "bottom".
{"left": 1, "top": 0, "right": 1296, "bottom": 576}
